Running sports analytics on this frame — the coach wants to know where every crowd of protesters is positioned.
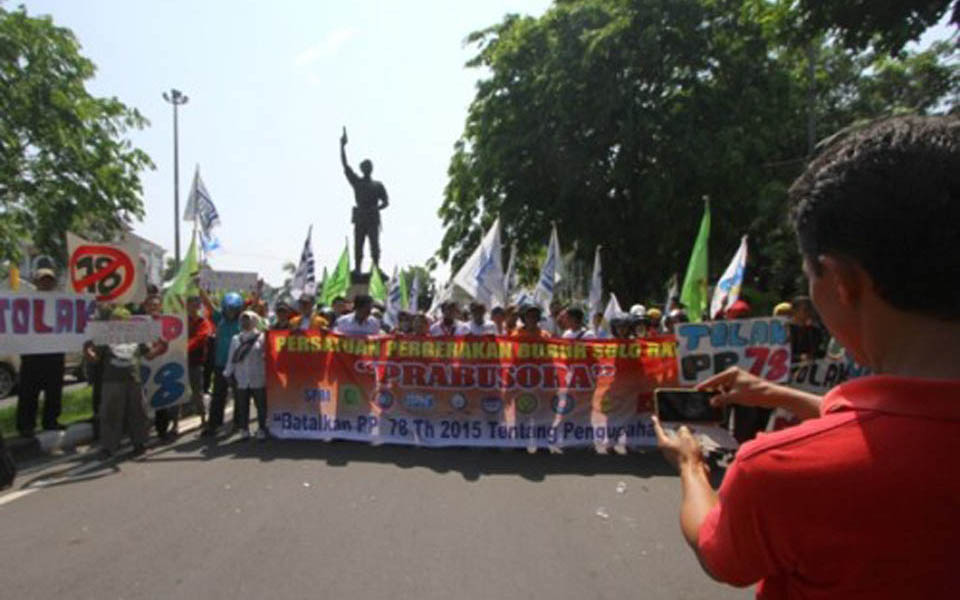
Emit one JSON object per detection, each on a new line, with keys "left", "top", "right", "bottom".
{"left": 8, "top": 259, "right": 829, "bottom": 458}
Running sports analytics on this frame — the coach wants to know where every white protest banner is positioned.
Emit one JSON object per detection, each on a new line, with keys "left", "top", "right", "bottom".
{"left": 199, "top": 269, "right": 258, "bottom": 294}
{"left": 66, "top": 232, "right": 147, "bottom": 304}
{"left": 0, "top": 292, "right": 96, "bottom": 355}
{"left": 85, "top": 319, "right": 162, "bottom": 345}
{"left": 675, "top": 317, "right": 791, "bottom": 385}
{"left": 140, "top": 313, "right": 189, "bottom": 411}
{"left": 765, "top": 356, "right": 873, "bottom": 432}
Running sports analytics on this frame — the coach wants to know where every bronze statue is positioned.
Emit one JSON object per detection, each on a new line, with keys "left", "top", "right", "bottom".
{"left": 340, "top": 127, "right": 388, "bottom": 274}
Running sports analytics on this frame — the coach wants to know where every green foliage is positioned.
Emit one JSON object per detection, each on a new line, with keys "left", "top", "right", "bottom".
{"left": 0, "top": 5, "right": 153, "bottom": 265}
{"left": 792, "top": 0, "right": 957, "bottom": 55}
{"left": 438, "top": 0, "right": 958, "bottom": 305}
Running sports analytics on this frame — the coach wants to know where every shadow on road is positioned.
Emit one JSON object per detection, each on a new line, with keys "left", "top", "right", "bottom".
{"left": 144, "top": 435, "right": 685, "bottom": 482}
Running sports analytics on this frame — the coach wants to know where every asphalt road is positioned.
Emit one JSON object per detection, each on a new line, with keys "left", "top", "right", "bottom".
{"left": 0, "top": 433, "right": 750, "bottom": 600}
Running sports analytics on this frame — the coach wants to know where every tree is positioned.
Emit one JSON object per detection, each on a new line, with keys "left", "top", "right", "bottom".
{"left": 437, "top": 0, "right": 958, "bottom": 307}
{"left": 793, "top": 0, "right": 958, "bottom": 55}
{"left": 0, "top": 5, "right": 153, "bottom": 265}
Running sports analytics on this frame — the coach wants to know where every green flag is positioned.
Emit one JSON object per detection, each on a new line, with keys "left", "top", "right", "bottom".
{"left": 369, "top": 264, "right": 386, "bottom": 304}
{"left": 680, "top": 199, "right": 710, "bottom": 322}
{"left": 321, "top": 244, "right": 350, "bottom": 305}
{"left": 398, "top": 268, "right": 409, "bottom": 309}
{"left": 163, "top": 232, "right": 200, "bottom": 314}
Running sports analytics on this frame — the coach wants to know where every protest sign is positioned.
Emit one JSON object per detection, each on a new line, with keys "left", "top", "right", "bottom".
{"left": 788, "top": 356, "right": 872, "bottom": 396}
{"left": 0, "top": 292, "right": 96, "bottom": 354}
{"left": 85, "top": 319, "right": 162, "bottom": 345}
{"left": 140, "top": 313, "right": 189, "bottom": 411}
{"left": 675, "top": 317, "right": 791, "bottom": 385}
{"left": 765, "top": 355, "right": 873, "bottom": 431}
{"left": 66, "top": 232, "right": 147, "bottom": 304}
{"left": 266, "top": 333, "right": 680, "bottom": 448}
{"left": 199, "top": 269, "right": 258, "bottom": 294}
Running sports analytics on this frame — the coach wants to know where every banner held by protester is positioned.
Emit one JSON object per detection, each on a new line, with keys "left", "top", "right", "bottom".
{"left": 675, "top": 317, "right": 791, "bottom": 384}
{"left": 66, "top": 232, "right": 147, "bottom": 305}
{"left": 266, "top": 332, "right": 679, "bottom": 448}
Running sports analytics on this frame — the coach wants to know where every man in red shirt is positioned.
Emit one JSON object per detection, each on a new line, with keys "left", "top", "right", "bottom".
{"left": 653, "top": 115, "right": 960, "bottom": 598}
{"left": 186, "top": 295, "right": 213, "bottom": 427}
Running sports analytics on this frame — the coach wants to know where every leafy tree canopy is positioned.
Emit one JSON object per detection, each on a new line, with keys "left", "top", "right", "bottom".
{"left": 0, "top": 4, "right": 153, "bottom": 266}
{"left": 437, "top": 0, "right": 958, "bottom": 307}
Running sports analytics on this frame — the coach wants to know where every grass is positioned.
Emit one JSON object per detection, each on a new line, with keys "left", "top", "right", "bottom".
{"left": 0, "top": 386, "right": 94, "bottom": 438}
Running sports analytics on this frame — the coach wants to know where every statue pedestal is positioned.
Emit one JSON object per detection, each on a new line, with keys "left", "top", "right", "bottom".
{"left": 347, "top": 271, "right": 371, "bottom": 300}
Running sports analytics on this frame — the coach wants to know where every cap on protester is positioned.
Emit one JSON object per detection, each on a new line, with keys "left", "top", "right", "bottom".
{"left": 629, "top": 304, "right": 647, "bottom": 319}
{"left": 519, "top": 302, "right": 542, "bottom": 316}
{"left": 646, "top": 307, "right": 662, "bottom": 320}
{"left": 725, "top": 299, "right": 751, "bottom": 318}
{"left": 33, "top": 267, "right": 56, "bottom": 282}
{"left": 491, "top": 306, "right": 505, "bottom": 316}
{"left": 773, "top": 302, "right": 793, "bottom": 316}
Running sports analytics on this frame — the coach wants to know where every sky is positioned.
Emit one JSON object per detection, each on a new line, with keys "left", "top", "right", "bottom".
{"left": 20, "top": 0, "right": 553, "bottom": 286}
{"left": 17, "top": 1, "right": 956, "bottom": 289}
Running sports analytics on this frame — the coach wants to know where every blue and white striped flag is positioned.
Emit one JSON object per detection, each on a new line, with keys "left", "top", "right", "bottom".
{"left": 533, "top": 224, "right": 563, "bottom": 309}
{"left": 385, "top": 266, "right": 403, "bottom": 326}
{"left": 184, "top": 166, "right": 221, "bottom": 254}
{"left": 290, "top": 225, "right": 316, "bottom": 300}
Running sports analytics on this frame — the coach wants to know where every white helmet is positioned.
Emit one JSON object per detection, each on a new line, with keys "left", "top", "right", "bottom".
{"left": 629, "top": 304, "right": 646, "bottom": 318}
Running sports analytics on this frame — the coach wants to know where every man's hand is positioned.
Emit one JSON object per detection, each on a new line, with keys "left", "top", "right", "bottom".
{"left": 698, "top": 367, "right": 776, "bottom": 409}
{"left": 697, "top": 367, "right": 823, "bottom": 421}
{"left": 652, "top": 415, "right": 706, "bottom": 472}
{"left": 340, "top": 126, "right": 348, "bottom": 146}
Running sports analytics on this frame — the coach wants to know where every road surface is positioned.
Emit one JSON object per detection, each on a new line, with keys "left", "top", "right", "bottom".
{"left": 0, "top": 431, "right": 750, "bottom": 600}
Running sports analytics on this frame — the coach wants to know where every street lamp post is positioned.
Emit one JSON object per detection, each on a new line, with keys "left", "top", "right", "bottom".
{"left": 162, "top": 88, "right": 189, "bottom": 270}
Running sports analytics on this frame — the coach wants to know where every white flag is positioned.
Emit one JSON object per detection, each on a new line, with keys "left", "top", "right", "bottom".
{"left": 183, "top": 166, "right": 222, "bottom": 254}
{"left": 503, "top": 242, "right": 518, "bottom": 303}
{"left": 290, "top": 226, "right": 316, "bottom": 300}
{"left": 533, "top": 224, "right": 563, "bottom": 309}
{"left": 603, "top": 292, "right": 626, "bottom": 323}
{"left": 385, "top": 266, "right": 403, "bottom": 326}
{"left": 409, "top": 272, "right": 421, "bottom": 313}
{"left": 664, "top": 273, "right": 679, "bottom": 313}
{"left": 428, "top": 282, "right": 453, "bottom": 319}
{"left": 710, "top": 235, "right": 748, "bottom": 319}
{"left": 452, "top": 217, "right": 504, "bottom": 306}
{"left": 587, "top": 245, "right": 603, "bottom": 319}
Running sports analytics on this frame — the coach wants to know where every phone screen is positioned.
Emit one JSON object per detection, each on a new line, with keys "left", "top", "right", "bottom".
{"left": 654, "top": 388, "right": 723, "bottom": 423}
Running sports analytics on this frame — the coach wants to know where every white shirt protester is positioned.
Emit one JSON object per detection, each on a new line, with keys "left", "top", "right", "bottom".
{"left": 466, "top": 320, "right": 498, "bottom": 335}
{"left": 223, "top": 331, "right": 266, "bottom": 389}
{"left": 562, "top": 328, "right": 597, "bottom": 340}
{"left": 334, "top": 312, "right": 382, "bottom": 336}
{"left": 429, "top": 320, "right": 471, "bottom": 337}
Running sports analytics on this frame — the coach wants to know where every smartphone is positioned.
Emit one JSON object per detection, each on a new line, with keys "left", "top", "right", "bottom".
{"left": 654, "top": 388, "right": 723, "bottom": 423}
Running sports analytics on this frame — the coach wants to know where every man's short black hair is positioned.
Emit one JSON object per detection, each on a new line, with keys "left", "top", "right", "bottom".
{"left": 789, "top": 115, "right": 960, "bottom": 320}
{"left": 353, "top": 294, "right": 373, "bottom": 308}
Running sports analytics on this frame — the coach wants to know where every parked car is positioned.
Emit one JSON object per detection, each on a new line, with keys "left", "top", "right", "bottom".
{"left": 0, "top": 353, "right": 85, "bottom": 398}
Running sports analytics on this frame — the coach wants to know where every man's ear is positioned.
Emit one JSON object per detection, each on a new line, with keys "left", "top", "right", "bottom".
{"left": 818, "top": 255, "right": 868, "bottom": 308}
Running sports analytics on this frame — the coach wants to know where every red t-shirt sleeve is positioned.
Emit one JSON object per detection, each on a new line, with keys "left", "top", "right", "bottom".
{"left": 697, "top": 458, "right": 781, "bottom": 587}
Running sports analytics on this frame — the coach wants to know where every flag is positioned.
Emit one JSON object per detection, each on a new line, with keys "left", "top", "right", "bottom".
{"left": 183, "top": 166, "right": 221, "bottom": 254}
{"left": 428, "top": 282, "right": 453, "bottom": 319}
{"left": 163, "top": 232, "right": 199, "bottom": 314}
{"left": 369, "top": 264, "right": 387, "bottom": 304}
{"left": 321, "top": 243, "right": 350, "bottom": 306}
{"left": 290, "top": 226, "right": 316, "bottom": 300}
{"left": 710, "top": 235, "right": 748, "bottom": 320}
{"left": 603, "top": 293, "right": 625, "bottom": 323}
{"left": 504, "top": 242, "right": 518, "bottom": 301}
{"left": 533, "top": 224, "right": 563, "bottom": 309}
{"left": 409, "top": 272, "right": 421, "bottom": 313}
{"left": 385, "top": 266, "right": 403, "bottom": 325}
{"left": 664, "top": 273, "right": 679, "bottom": 313}
{"left": 398, "top": 269, "right": 409, "bottom": 309}
{"left": 452, "top": 217, "right": 505, "bottom": 307}
{"left": 680, "top": 199, "right": 711, "bottom": 321}
{"left": 587, "top": 245, "right": 603, "bottom": 319}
